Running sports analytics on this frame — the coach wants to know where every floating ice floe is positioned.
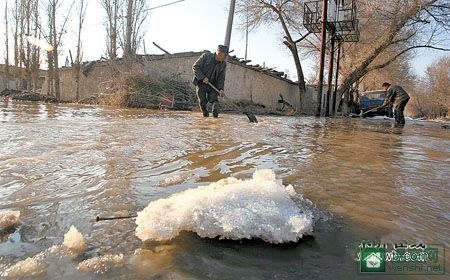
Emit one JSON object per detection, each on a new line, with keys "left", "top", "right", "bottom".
{"left": 136, "top": 169, "right": 314, "bottom": 243}
{"left": 63, "top": 225, "right": 87, "bottom": 253}
{"left": 0, "top": 210, "right": 20, "bottom": 231}
{"left": 0, "top": 257, "right": 46, "bottom": 279}
{"left": 1, "top": 225, "right": 88, "bottom": 279}
{"left": 77, "top": 254, "right": 125, "bottom": 274}
{"left": 156, "top": 173, "right": 199, "bottom": 187}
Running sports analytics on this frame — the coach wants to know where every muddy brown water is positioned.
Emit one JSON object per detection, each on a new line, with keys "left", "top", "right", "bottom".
{"left": 0, "top": 100, "right": 449, "bottom": 279}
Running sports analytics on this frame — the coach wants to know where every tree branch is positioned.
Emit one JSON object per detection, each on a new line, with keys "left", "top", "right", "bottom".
{"left": 367, "top": 45, "right": 450, "bottom": 73}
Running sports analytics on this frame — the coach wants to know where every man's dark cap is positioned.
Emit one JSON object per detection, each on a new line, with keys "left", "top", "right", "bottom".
{"left": 217, "top": 45, "right": 229, "bottom": 54}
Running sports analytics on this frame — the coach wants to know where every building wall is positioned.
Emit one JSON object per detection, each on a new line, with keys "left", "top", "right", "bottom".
{"left": 1, "top": 64, "right": 46, "bottom": 92}
{"left": 0, "top": 70, "right": 4, "bottom": 91}
{"left": 45, "top": 52, "right": 318, "bottom": 115}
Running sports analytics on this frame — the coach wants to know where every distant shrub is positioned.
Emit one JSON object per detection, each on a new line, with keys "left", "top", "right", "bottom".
{"left": 93, "top": 74, "right": 197, "bottom": 109}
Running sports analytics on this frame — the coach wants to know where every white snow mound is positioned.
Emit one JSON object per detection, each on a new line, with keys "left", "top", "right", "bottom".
{"left": 135, "top": 169, "right": 314, "bottom": 243}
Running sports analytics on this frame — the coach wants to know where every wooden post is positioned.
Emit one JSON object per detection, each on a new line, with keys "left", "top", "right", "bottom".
{"left": 316, "top": 0, "right": 328, "bottom": 116}
{"left": 224, "top": 0, "right": 236, "bottom": 48}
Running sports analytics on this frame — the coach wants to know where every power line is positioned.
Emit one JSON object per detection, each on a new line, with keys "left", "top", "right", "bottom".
{"left": 144, "top": 0, "right": 186, "bottom": 12}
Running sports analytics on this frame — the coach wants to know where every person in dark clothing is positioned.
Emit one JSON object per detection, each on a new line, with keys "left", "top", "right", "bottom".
{"left": 192, "top": 45, "right": 228, "bottom": 117}
{"left": 382, "top": 82, "right": 410, "bottom": 125}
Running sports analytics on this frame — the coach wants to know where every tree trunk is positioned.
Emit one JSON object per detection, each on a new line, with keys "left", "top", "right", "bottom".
{"left": 4, "top": 2, "right": 10, "bottom": 89}
{"left": 125, "top": 0, "right": 134, "bottom": 58}
{"left": 52, "top": 2, "right": 61, "bottom": 101}
{"left": 24, "top": 0, "right": 32, "bottom": 91}
{"left": 75, "top": 0, "right": 86, "bottom": 102}
{"left": 110, "top": 2, "right": 118, "bottom": 59}
{"left": 102, "top": 0, "right": 120, "bottom": 59}
{"left": 31, "top": 1, "right": 40, "bottom": 92}
{"left": 13, "top": 1, "right": 20, "bottom": 90}
{"left": 265, "top": 3, "right": 306, "bottom": 108}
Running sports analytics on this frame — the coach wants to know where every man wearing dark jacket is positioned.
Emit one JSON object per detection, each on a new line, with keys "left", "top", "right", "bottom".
{"left": 382, "top": 82, "right": 410, "bottom": 125}
{"left": 192, "top": 45, "right": 228, "bottom": 117}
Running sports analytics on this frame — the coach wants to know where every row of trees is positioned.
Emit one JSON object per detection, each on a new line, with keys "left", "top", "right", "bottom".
{"left": 2, "top": 0, "right": 449, "bottom": 118}
{"left": 412, "top": 56, "right": 449, "bottom": 118}
{"left": 2, "top": 0, "right": 149, "bottom": 101}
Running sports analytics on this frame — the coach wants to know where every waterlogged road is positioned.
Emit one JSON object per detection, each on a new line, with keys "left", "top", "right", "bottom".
{"left": 0, "top": 100, "right": 449, "bottom": 279}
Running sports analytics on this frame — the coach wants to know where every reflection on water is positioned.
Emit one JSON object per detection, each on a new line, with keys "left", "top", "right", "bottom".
{"left": 0, "top": 100, "right": 449, "bottom": 279}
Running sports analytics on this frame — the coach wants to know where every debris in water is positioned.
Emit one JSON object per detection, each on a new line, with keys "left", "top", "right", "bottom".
{"left": 0, "top": 210, "right": 20, "bottom": 231}
{"left": 136, "top": 169, "right": 314, "bottom": 243}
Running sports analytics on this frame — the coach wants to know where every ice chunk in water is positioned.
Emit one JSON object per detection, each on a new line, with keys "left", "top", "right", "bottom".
{"left": 1, "top": 225, "right": 88, "bottom": 278}
{"left": 63, "top": 225, "right": 87, "bottom": 253}
{"left": 0, "top": 210, "right": 20, "bottom": 231}
{"left": 0, "top": 257, "right": 45, "bottom": 279}
{"left": 77, "top": 254, "right": 124, "bottom": 274}
{"left": 136, "top": 169, "right": 314, "bottom": 243}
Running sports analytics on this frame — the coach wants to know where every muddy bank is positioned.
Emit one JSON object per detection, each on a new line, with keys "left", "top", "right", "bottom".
{"left": 1, "top": 89, "right": 58, "bottom": 103}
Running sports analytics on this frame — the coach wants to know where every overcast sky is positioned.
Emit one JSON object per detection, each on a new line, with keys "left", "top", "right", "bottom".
{"left": 0, "top": 0, "right": 446, "bottom": 82}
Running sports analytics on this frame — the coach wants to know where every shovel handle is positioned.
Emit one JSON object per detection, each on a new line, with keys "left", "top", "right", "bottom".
{"left": 362, "top": 104, "right": 386, "bottom": 116}
{"left": 206, "top": 82, "right": 240, "bottom": 110}
{"left": 206, "top": 82, "right": 221, "bottom": 94}
{"left": 205, "top": 81, "right": 258, "bottom": 123}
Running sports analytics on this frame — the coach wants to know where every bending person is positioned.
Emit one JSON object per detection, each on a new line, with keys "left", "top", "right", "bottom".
{"left": 192, "top": 45, "right": 228, "bottom": 118}
{"left": 382, "top": 82, "right": 410, "bottom": 125}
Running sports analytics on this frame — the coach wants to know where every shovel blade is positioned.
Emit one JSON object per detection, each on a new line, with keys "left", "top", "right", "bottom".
{"left": 245, "top": 113, "right": 258, "bottom": 123}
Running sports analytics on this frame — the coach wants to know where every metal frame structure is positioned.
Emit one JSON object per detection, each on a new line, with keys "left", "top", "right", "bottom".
{"left": 304, "top": 0, "right": 360, "bottom": 42}
{"left": 303, "top": 0, "right": 360, "bottom": 116}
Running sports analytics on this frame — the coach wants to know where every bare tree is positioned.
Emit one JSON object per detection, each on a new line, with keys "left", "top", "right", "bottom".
{"left": 3, "top": 0, "right": 10, "bottom": 89}
{"left": 101, "top": 0, "right": 123, "bottom": 59}
{"left": 29, "top": 0, "right": 41, "bottom": 92}
{"left": 122, "top": 0, "right": 148, "bottom": 59}
{"left": 6, "top": 0, "right": 46, "bottom": 92}
{"left": 12, "top": 0, "right": 23, "bottom": 89}
{"left": 411, "top": 56, "right": 449, "bottom": 118}
{"left": 45, "top": 0, "right": 75, "bottom": 100}
{"left": 236, "top": 0, "right": 449, "bottom": 116}
{"left": 101, "top": 0, "right": 148, "bottom": 60}
{"left": 358, "top": 57, "right": 416, "bottom": 92}
{"left": 75, "top": 0, "right": 88, "bottom": 101}
{"left": 124, "top": 0, "right": 134, "bottom": 57}
{"left": 236, "top": 0, "right": 309, "bottom": 101}
{"left": 336, "top": 0, "right": 450, "bottom": 114}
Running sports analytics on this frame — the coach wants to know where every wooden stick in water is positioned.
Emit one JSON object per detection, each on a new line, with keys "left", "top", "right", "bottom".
{"left": 95, "top": 214, "right": 137, "bottom": 222}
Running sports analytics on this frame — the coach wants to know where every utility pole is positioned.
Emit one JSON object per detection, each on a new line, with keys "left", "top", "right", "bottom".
{"left": 333, "top": 42, "right": 342, "bottom": 114}
{"left": 224, "top": 0, "right": 236, "bottom": 48}
{"left": 245, "top": 8, "right": 249, "bottom": 60}
{"left": 326, "top": 30, "right": 336, "bottom": 116}
{"left": 317, "top": 0, "right": 328, "bottom": 116}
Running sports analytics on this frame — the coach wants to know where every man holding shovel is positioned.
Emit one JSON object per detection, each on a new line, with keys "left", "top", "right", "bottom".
{"left": 381, "top": 82, "right": 410, "bottom": 125}
{"left": 192, "top": 45, "right": 228, "bottom": 118}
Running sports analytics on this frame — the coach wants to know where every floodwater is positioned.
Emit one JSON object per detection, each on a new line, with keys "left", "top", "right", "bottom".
{"left": 0, "top": 100, "right": 449, "bottom": 279}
